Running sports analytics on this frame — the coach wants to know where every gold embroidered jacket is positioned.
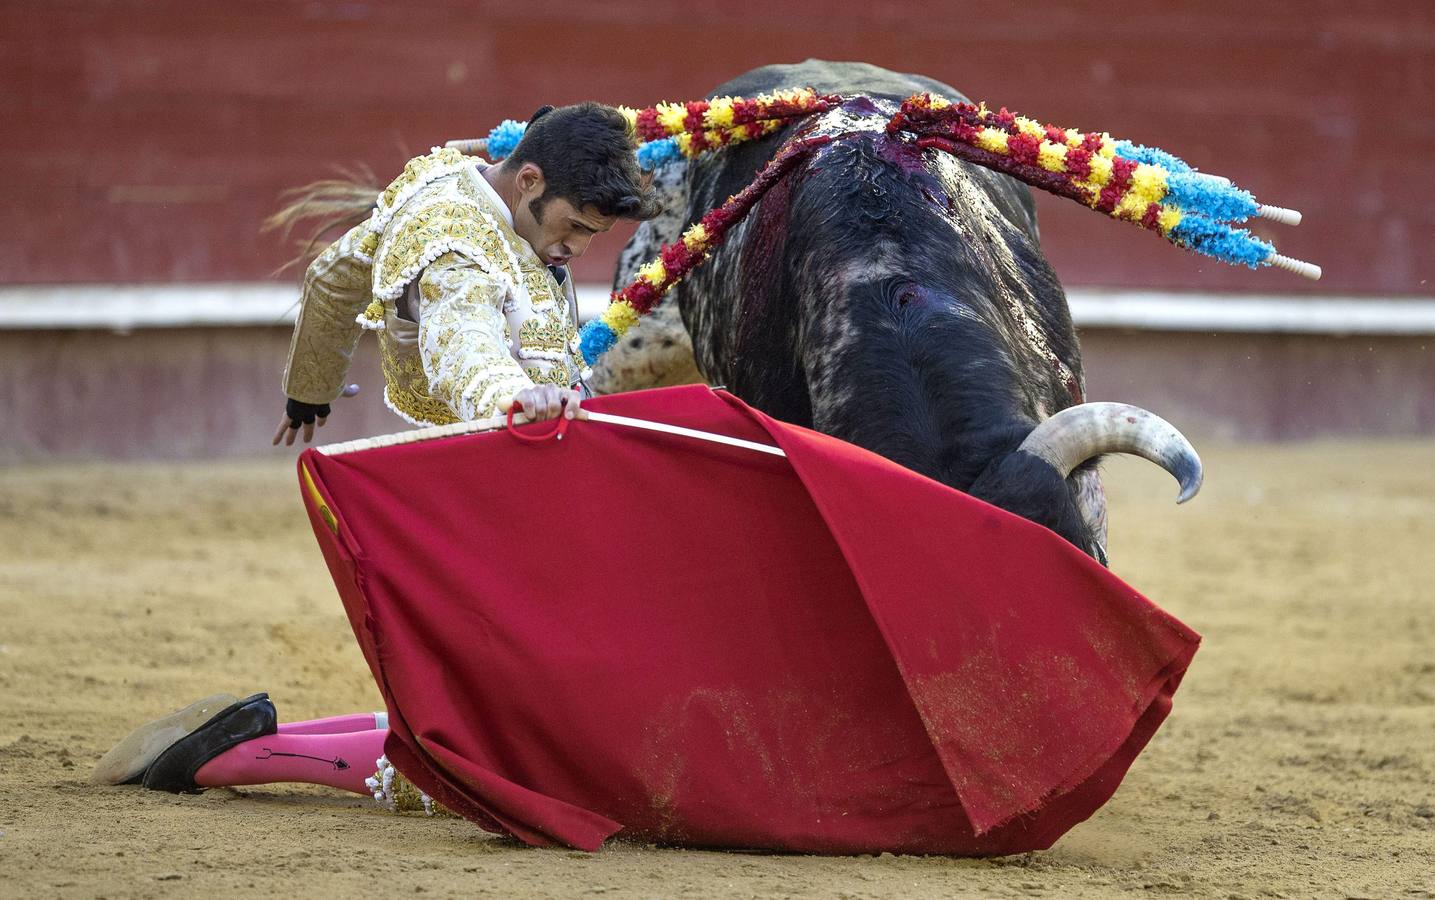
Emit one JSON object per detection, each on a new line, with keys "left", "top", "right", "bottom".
{"left": 282, "top": 148, "right": 583, "bottom": 426}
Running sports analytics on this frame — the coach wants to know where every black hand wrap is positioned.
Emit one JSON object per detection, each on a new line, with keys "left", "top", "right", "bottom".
{"left": 286, "top": 398, "right": 332, "bottom": 429}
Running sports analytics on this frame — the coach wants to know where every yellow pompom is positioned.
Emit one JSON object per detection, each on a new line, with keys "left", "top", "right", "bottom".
{"left": 975, "top": 127, "right": 1011, "bottom": 155}
{"left": 601, "top": 300, "right": 640, "bottom": 334}
{"left": 705, "top": 97, "right": 736, "bottom": 129}
{"left": 1064, "top": 128, "right": 1084, "bottom": 148}
{"left": 683, "top": 224, "right": 710, "bottom": 250}
{"left": 1037, "top": 142, "right": 1068, "bottom": 173}
{"left": 675, "top": 133, "right": 695, "bottom": 157}
{"left": 638, "top": 259, "right": 667, "bottom": 286}
{"left": 770, "top": 87, "right": 813, "bottom": 106}
{"left": 657, "top": 103, "right": 687, "bottom": 135}
{"left": 1096, "top": 135, "right": 1116, "bottom": 158}
{"left": 1114, "top": 192, "right": 1149, "bottom": 221}
{"left": 1157, "top": 207, "right": 1182, "bottom": 235}
{"left": 1085, "top": 153, "right": 1113, "bottom": 187}
{"left": 615, "top": 106, "right": 639, "bottom": 128}
{"left": 1015, "top": 117, "right": 1045, "bottom": 140}
{"left": 1128, "top": 164, "right": 1169, "bottom": 206}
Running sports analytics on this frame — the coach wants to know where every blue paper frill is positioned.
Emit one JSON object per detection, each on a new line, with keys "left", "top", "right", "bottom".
{"left": 1169, "top": 214, "right": 1273, "bottom": 268}
{"left": 579, "top": 319, "right": 619, "bottom": 366}
{"left": 486, "top": 119, "right": 527, "bottom": 161}
{"left": 638, "top": 138, "right": 681, "bottom": 172}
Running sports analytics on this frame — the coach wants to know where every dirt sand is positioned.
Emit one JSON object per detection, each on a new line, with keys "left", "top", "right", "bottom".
{"left": 1, "top": 441, "right": 1433, "bottom": 898}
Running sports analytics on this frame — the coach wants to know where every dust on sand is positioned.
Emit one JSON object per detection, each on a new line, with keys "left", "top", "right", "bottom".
{"left": 1, "top": 441, "right": 1432, "bottom": 898}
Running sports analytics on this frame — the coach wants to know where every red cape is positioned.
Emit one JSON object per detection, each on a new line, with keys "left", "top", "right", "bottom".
{"left": 298, "top": 385, "right": 1198, "bottom": 854}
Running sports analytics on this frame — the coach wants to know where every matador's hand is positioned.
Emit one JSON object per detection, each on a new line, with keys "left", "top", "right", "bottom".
{"left": 273, "top": 398, "right": 331, "bottom": 447}
{"left": 506, "top": 384, "right": 582, "bottom": 422}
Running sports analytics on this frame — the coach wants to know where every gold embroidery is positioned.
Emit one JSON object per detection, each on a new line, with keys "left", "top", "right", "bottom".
{"left": 377, "top": 148, "right": 467, "bottom": 214}
{"left": 378, "top": 337, "right": 459, "bottom": 426}
{"left": 374, "top": 200, "right": 514, "bottom": 299}
{"left": 523, "top": 365, "right": 574, "bottom": 387}
{"left": 282, "top": 223, "right": 374, "bottom": 405}
{"left": 518, "top": 309, "right": 572, "bottom": 351}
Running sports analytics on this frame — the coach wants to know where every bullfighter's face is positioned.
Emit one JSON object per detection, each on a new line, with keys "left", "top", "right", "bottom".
{"left": 510, "top": 162, "right": 617, "bottom": 268}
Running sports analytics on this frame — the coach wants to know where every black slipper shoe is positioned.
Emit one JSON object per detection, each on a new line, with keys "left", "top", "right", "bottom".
{"left": 142, "top": 693, "right": 277, "bottom": 793}
{"left": 91, "top": 693, "right": 241, "bottom": 785}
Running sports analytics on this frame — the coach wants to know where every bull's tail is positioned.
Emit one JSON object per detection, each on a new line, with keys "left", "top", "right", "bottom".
{"left": 263, "top": 164, "right": 381, "bottom": 274}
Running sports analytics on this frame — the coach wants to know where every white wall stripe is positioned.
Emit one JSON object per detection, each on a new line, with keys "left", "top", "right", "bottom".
{"left": 3, "top": 283, "right": 1434, "bottom": 336}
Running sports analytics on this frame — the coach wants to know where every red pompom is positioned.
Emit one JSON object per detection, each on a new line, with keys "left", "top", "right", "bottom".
{"left": 626, "top": 280, "right": 661, "bottom": 313}
{"left": 661, "top": 242, "right": 693, "bottom": 271}
{"left": 684, "top": 101, "right": 708, "bottom": 133}
{"left": 732, "top": 98, "right": 760, "bottom": 125}
{"left": 636, "top": 108, "right": 662, "bottom": 142}
{"left": 700, "top": 208, "right": 729, "bottom": 232}
{"left": 1140, "top": 203, "right": 1163, "bottom": 231}
{"left": 1007, "top": 133, "right": 1040, "bottom": 165}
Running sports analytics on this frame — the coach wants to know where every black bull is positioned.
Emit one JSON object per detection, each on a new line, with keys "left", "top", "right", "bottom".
{"left": 599, "top": 61, "right": 1201, "bottom": 563}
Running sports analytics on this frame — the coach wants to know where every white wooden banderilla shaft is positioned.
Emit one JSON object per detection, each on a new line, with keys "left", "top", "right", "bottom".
{"left": 575, "top": 410, "right": 787, "bottom": 457}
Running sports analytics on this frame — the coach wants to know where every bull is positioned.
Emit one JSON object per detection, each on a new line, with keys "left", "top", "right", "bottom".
{"left": 594, "top": 60, "right": 1202, "bottom": 564}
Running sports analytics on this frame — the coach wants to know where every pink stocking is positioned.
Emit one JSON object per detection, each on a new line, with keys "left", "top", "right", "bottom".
{"left": 278, "top": 713, "right": 384, "bottom": 735}
{"left": 194, "top": 728, "right": 386, "bottom": 795}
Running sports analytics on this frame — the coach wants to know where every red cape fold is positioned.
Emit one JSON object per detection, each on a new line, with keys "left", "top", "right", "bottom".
{"left": 298, "top": 384, "right": 1198, "bottom": 854}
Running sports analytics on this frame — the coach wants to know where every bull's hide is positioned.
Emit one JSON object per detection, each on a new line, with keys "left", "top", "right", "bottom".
{"left": 590, "top": 61, "right": 1138, "bottom": 563}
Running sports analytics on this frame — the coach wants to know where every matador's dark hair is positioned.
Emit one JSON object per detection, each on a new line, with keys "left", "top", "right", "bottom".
{"left": 505, "top": 102, "right": 661, "bottom": 222}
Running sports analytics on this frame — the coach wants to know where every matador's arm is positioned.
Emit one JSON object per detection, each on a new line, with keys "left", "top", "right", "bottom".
{"left": 416, "top": 251, "right": 534, "bottom": 421}
{"left": 281, "top": 223, "right": 375, "bottom": 405}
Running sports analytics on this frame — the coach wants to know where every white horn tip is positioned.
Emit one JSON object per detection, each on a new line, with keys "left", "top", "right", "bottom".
{"left": 1173, "top": 455, "right": 1204, "bottom": 504}
{"left": 1258, "top": 204, "right": 1302, "bottom": 226}
{"left": 1266, "top": 254, "right": 1322, "bottom": 281}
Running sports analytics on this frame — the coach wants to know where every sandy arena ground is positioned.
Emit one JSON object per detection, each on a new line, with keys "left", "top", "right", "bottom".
{"left": 1, "top": 439, "right": 1433, "bottom": 898}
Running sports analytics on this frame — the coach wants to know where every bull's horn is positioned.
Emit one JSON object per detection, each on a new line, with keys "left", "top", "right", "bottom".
{"left": 1018, "top": 402, "right": 1203, "bottom": 503}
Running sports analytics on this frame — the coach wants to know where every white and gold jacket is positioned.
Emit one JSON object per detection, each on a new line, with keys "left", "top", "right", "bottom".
{"left": 282, "top": 148, "right": 583, "bottom": 427}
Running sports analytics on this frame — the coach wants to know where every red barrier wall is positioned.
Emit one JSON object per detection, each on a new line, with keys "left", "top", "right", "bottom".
{"left": 1, "top": 1, "right": 1429, "bottom": 294}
